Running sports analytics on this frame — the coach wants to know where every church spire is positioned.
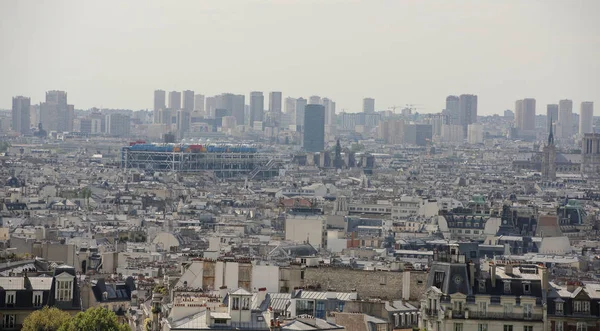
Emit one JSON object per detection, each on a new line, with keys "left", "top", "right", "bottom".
{"left": 548, "top": 116, "right": 554, "bottom": 145}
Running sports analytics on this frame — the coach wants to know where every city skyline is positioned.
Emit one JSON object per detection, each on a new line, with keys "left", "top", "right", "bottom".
{"left": 1, "top": 1, "right": 598, "bottom": 114}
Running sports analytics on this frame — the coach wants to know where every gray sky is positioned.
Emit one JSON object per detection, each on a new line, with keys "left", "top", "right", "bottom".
{"left": 1, "top": 0, "right": 598, "bottom": 114}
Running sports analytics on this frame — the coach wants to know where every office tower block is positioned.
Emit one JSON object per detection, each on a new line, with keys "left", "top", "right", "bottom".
{"left": 105, "top": 113, "right": 131, "bottom": 136}
{"left": 41, "top": 90, "right": 71, "bottom": 132}
{"left": 295, "top": 97, "right": 307, "bottom": 130}
{"left": 194, "top": 94, "right": 205, "bottom": 112}
{"left": 182, "top": 90, "right": 194, "bottom": 112}
{"left": 580, "top": 102, "right": 594, "bottom": 135}
{"left": 269, "top": 92, "right": 282, "bottom": 113}
{"left": 445, "top": 95, "right": 460, "bottom": 125}
{"left": 558, "top": 99, "right": 573, "bottom": 138}
{"left": 515, "top": 100, "right": 523, "bottom": 129}
{"left": 154, "top": 90, "right": 166, "bottom": 123}
{"left": 303, "top": 104, "right": 325, "bottom": 152}
{"left": 547, "top": 104, "right": 558, "bottom": 131}
{"left": 168, "top": 91, "right": 182, "bottom": 110}
{"left": 309, "top": 96, "right": 321, "bottom": 105}
{"left": 282, "top": 97, "right": 296, "bottom": 127}
{"left": 250, "top": 91, "right": 264, "bottom": 128}
{"left": 205, "top": 96, "right": 217, "bottom": 118}
{"left": 363, "top": 98, "right": 375, "bottom": 113}
{"left": 458, "top": 94, "right": 477, "bottom": 136}
{"left": 322, "top": 98, "right": 333, "bottom": 125}
{"left": 176, "top": 110, "right": 191, "bottom": 138}
{"left": 521, "top": 98, "right": 536, "bottom": 131}
{"left": 12, "top": 96, "right": 31, "bottom": 135}
{"left": 216, "top": 93, "right": 245, "bottom": 126}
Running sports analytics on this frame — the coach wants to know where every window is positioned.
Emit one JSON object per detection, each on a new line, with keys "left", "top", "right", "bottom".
{"left": 232, "top": 297, "right": 240, "bottom": 310}
{"left": 523, "top": 283, "right": 531, "bottom": 295}
{"left": 523, "top": 326, "right": 533, "bottom": 331}
{"left": 556, "top": 321, "right": 563, "bottom": 331}
{"left": 33, "top": 292, "right": 43, "bottom": 307}
{"left": 503, "top": 304, "right": 513, "bottom": 315}
{"left": 257, "top": 316, "right": 264, "bottom": 322}
{"left": 504, "top": 326, "right": 513, "bottom": 331}
{"left": 55, "top": 280, "right": 73, "bottom": 302}
{"left": 453, "top": 301, "right": 463, "bottom": 313}
{"left": 573, "top": 301, "right": 590, "bottom": 314}
{"left": 380, "top": 275, "right": 386, "bottom": 285}
{"left": 478, "top": 302, "right": 487, "bottom": 316}
{"left": 503, "top": 281, "right": 511, "bottom": 294}
{"left": 555, "top": 302, "right": 564, "bottom": 315}
{"left": 454, "top": 323, "right": 463, "bottom": 331}
{"left": 5, "top": 291, "right": 15, "bottom": 305}
{"left": 478, "top": 281, "right": 486, "bottom": 292}
{"left": 242, "top": 297, "right": 250, "bottom": 310}
{"left": 478, "top": 324, "right": 488, "bottom": 331}
{"left": 214, "top": 319, "right": 228, "bottom": 325}
{"left": 523, "top": 304, "right": 533, "bottom": 319}
{"left": 576, "top": 322, "right": 587, "bottom": 331}
{"left": 2, "top": 315, "right": 15, "bottom": 329}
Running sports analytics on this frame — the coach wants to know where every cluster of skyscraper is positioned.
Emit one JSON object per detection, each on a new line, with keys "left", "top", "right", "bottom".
{"left": 9, "top": 90, "right": 132, "bottom": 137}
{"left": 152, "top": 90, "right": 337, "bottom": 151}
{"left": 512, "top": 98, "right": 594, "bottom": 139}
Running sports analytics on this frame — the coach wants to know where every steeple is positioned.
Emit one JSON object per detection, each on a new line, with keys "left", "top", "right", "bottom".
{"left": 548, "top": 116, "right": 554, "bottom": 145}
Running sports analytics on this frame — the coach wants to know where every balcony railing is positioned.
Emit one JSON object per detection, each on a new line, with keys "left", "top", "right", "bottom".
{"left": 424, "top": 309, "right": 438, "bottom": 317}
{"left": 468, "top": 311, "right": 543, "bottom": 321}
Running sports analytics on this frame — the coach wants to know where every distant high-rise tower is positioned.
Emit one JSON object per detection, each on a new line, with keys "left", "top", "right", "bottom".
{"left": 154, "top": 90, "right": 166, "bottom": 122}
{"left": 269, "top": 92, "right": 282, "bottom": 113}
{"left": 445, "top": 96, "right": 460, "bottom": 125}
{"left": 168, "top": 91, "right": 182, "bottom": 110}
{"left": 303, "top": 104, "right": 325, "bottom": 152}
{"left": 309, "top": 96, "right": 321, "bottom": 105}
{"left": 250, "top": 91, "right": 264, "bottom": 128}
{"left": 558, "top": 99, "right": 573, "bottom": 138}
{"left": 194, "top": 94, "right": 205, "bottom": 112}
{"left": 41, "top": 90, "right": 71, "bottom": 132}
{"left": 295, "top": 97, "right": 307, "bottom": 131}
{"left": 182, "top": 90, "right": 194, "bottom": 112}
{"left": 154, "top": 90, "right": 166, "bottom": 123}
{"left": 515, "top": 99, "right": 523, "bottom": 129}
{"left": 12, "top": 96, "right": 31, "bottom": 135}
{"left": 363, "top": 98, "right": 375, "bottom": 113}
{"left": 521, "top": 98, "right": 536, "bottom": 131}
{"left": 176, "top": 109, "right": 191, "bottom": 139}
{"left": 216, "top": 93, "right": 245, "bottom": 127}
{"left": 458, "top": 94, "right": 477, "bottom": 136}
{"left": 546, "top": 104, "right": 558, "bottom": 131}
{"left": 580, "top": 101, "right": 594, "bottom": 135}
{"left": 205, "top": 96, "right": 217, "bottom": 118}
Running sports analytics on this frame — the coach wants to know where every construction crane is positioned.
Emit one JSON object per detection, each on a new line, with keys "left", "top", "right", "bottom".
{"left": 388, "top": 105, "right": 402, "bottom": 114}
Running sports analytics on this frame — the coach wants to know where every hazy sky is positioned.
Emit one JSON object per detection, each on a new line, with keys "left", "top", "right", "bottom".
{"left": 1, "top": 0, "right": 598, "bottom": 114}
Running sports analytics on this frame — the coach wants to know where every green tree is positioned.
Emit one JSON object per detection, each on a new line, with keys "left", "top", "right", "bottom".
{"left": 58, "top": 307, "right": 131, "bottom": 331}
{"left": 22, "top": 306, "right": 71, "bottom": 331}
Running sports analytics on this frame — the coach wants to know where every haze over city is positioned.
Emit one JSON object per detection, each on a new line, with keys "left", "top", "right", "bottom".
{"left": 1, "top": 0, "right": 599, "bottom": 114}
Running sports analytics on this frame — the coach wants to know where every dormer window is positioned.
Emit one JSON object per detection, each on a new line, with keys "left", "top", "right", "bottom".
{"left": 555, "top": 302, "right": 564, "bottom": 315}
{"left": 478, "top": 280, "right": 486, "bottom": 292}
{"left": 5, "top": 291, "right": 15, "bottom": 305}
{"left": 56, "top": 279, "right": 73, "bottom": 302}
{"left": 523, "top": 282, "right": 531, "bottom": 295}
{"left": 573, "top": 301, "right": 590, "bottom": 314}
{"left": 503, "top": 281, "right": 511, "bottom": 294}
{"left": 232, "top": 297, "right": 240, "bottom": 310}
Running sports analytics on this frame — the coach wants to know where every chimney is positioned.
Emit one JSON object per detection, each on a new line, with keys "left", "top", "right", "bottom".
{"left": 206, "top": 307, "right": 212, "bottom": 326}
{"left": 490, "top": 262, "right": 497, "bottom": 288}
{"left": 468, "top": 261, "right": 475, "bottom": 288}
{"left": 219, "top": 286, "right": 228, "bottom": 299}
{"left": 257, "top": 287, "right": 268, "bottom": 307}
{"left": 539, "top": 264, "right": 548, "bottom": 293}
{"left": 505, "top": 262, "right": 513, "bottom": 276}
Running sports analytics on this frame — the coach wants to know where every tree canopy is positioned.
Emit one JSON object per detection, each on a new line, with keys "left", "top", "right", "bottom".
{"left": 23, "top": 306, "right": 131, "bottom": 331}
{"left": 58, "top": 307, "right": 131, "bottom": 331}
{"left": 22, "top": 306, "right": 71, "bottom": 331}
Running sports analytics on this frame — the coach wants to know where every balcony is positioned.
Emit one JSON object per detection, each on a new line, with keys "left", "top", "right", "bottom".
{"left": 424, "top": 309, "right": 439, "bottom": 318}
{"left": 468, "top": 311, "right": 543, "bottom": 321}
